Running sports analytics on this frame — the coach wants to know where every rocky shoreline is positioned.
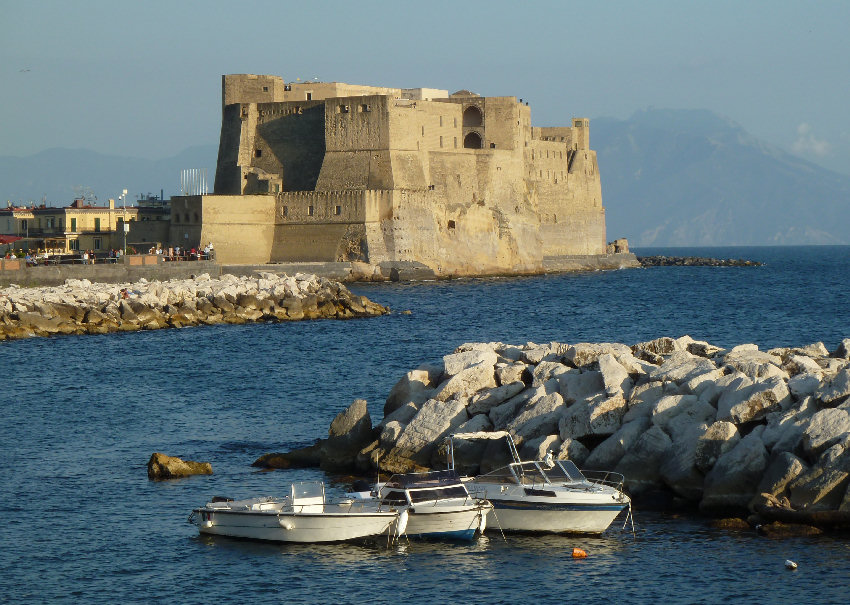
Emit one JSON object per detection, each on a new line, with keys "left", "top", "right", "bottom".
{"left": 257, "top": 336, "right": 850, "bottom": 530}
{"left": 637, "top": 255, "right": 762, "bottom": 267}
{"left": 0, "top": 272, "right": 389, "bottom": 340}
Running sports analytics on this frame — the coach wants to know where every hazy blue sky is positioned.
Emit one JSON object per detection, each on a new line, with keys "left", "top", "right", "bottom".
{"left": 2, "top": 0, "right": 848, "bottom": 174}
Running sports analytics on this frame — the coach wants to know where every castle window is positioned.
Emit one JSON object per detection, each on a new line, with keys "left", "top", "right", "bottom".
{"left": 194, "top": 212, "right": 200, "bottom": 222}
{"left": 361, "top": 104, "right": 371, "bottom": 112}
{"left": 185, "top": 213, "right": 190, "bottom": 222}
{"left": 421, "top": 126, "right": 425, "bottom": 136}
{"left": 490, "top": 143, "right": 496, "bottom": 148}
{"left": 341, "top": 105, "right": 350, "bottom": 113}
{"left": 440, "top": 116, "right": 443, "bottom": 127}
{"left": 447, "top": 220, "right": 456, "bottom": 229}
{"left": 255, "top": 149, "right": 262, "bottom": 157}
{"left": 454, "top": 137, "right": 457, "bottom": 148}
{"left": 306, "top": 92, "right": 312, "bottom": 100}
{"left": 463, "top": 132, "right": 482, "bottom": 149}
{"left": 454, "top": 117, "right": 457, "bottom": 127}
{"left": 284, "top": 84, "right": 291, "bottom": 91}
{"left": 334, "top": 205, "right": 341, "bottom": 216}
{"left": 282, "top": 206, "right": 288, "bottom": 218}
{"left": 263, "top": 86, "right": 269, "bottom": 92}
{"left": 308, "top": 205, "right": 314, "bottom": 216}
{"left": 440, "top": 136, "right": 443, "bottom": 148}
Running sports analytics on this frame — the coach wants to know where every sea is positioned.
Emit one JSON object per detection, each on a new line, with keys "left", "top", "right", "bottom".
{"left": 2, "top": 246, "right": 849, "bottom": 604}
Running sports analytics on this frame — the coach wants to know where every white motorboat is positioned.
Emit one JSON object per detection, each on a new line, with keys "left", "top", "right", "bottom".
{"left": 360, "top": 470, "right": 492, "bottom": 541}
{"left": 190, "top": 481, "right": 398, "bottom": 543}
{"left": 447, "top": 431, "right": 631, "bottom": 534}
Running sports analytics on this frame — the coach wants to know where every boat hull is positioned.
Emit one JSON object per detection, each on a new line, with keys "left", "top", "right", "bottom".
{"left": 486, "top": 500, "right": 626, "bottom": 534}
{"left": 403, "top": 504, "right": 490, "bottom": 541}
{"left": 196, "top": 509, "right": 396, "bottom": 543}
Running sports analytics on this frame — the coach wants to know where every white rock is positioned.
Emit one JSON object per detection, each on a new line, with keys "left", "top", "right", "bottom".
{"left": 433, "top": 361, "right": 497, "bottom": 402}
{"left": 443, "top": 348, "right": 498, "bottom": 377}
{"left": 800, "top": 408, "right": 850, "bottom": 459}
{"left": 815, "top": 369, "right": 850, "bottom": 406}
{"left": 382, "top": 398, "right": 469, "bottom": 471}
{"left": 717, "top": 376, "right": 792, "bottom": 424}
{"left": 615, "top": 425, "right": 673, "bottom": 495}
{"left": 650, "top": 395, "right": 700, "bottom": 432}
{"left": 467, "top": 381, "right": 527, "bottom": 415}
{"left": 722, "top": 348, "right": 788, "bottom": 380}
{"left": 701, "top": 430, "right": 769, "bottom": 512}
{"left": 598, "top": 354, "right": 634, "bottom": 398}
{"left": 649, "top": 351, "right": 718, "bottom": 384}
{"left": 556, "top": 370, "right": 604, "bottom": 404}
{"left": 564, "top": 343, "right": 632, "bottom": 368}
{"left": 623, "top": 381, "right": 665, "bottom": 422}
{"left": 559, "top": 393, "right": 627, "bottom": 439}
{"left": 495, "top": 362, "right": 527, "bottom": 385}
{"left": 507, "top": 391, "right": 565, "bottom": 441}
{"left": 788, "top": 372, "right": 822, "bottom": 398}
{"left": 531, "top": 360, "right": 570, "bottom": 387}
{"left": 583, "top": 416, "right": 651, "bottom": 470}
{"left": 694, "top": 421, "right": 741, "bottom": 473}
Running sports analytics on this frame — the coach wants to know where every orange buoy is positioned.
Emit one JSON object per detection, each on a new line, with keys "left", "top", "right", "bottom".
{"left": 572, "top": 548, "right": 587, "bottom": 558}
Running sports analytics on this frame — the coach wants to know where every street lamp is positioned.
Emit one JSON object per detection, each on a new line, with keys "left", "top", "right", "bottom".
{"left": 119, "top": 189, "right": 128, "bottom": 255}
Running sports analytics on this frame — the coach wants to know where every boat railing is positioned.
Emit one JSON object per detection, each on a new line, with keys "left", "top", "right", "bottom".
{"left": 582, "top": 469, "right": 626, "bottom": 492}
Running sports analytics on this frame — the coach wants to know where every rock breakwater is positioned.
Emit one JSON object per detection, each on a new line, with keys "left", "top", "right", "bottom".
{"left": 0, "top": 272, "right": 388, "bottom": 340}
{"left": 260, "top": 336, "right": 850, "bottom": 523}
{"left": 638, "top": 255, "right": 762, "bottom": 267}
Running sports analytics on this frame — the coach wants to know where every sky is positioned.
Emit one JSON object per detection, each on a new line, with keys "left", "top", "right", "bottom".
{"left": 2, "top": 0, "right": 849, "bottom": 175}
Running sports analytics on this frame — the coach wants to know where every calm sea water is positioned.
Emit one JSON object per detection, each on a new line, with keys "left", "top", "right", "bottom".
{"left": 2, "top": 246, "right": 849, "bottom": 604}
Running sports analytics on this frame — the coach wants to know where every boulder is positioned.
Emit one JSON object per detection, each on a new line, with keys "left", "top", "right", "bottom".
{"left": 788, "top": 446, "right": 850, "bottom": 511}
{"left": 660, "top": 422, "right": 709, "bottom": 501}
{"left": 432, "top": 361, "right": 497, "bottom": 402}
{"left": 583, "top": 416, "right": 651, "bottom": 470}
{"left": 381, "top": 398, "right": 469, "bottom": 473}
{"left": 555, "top": 438, "right": 590, "bottom": 466}
{"left": 632, "top": 337, "right": 680, "bottom": 358}
{"left": 722, "top": 348, "right": 787, "bottom": 380}
{"left": 507, "top": 391, "right": 565, "bottom": 442}
{"left": 783, "top": 354, "right": 823, "bottom": 377}
{"left": 321, "top": 399, "right": 374, "bottom": 470}
{"left": 754, "top": 452, "right": 807, "bottom": 498}
{"left": 147, "top": 452, "right": 212, "bottom": 479}
{"left": 559, "top": 393, "right": 627, "bottom": 440}
{"left": 716, "top": 376, "right": 791, "bottom": 424}
{"left": 832, "top": 338, "right": 850, "bottom": 360}
{"left": 650, "top": 395, "right": 700, "bottom": 433}
{"left": 698, "top": 370, "right": 750, "bottom": 407}
{"left": 556, "top": 370, "right": 604, "bottom": 404}
{"left": 815, "top": 369, "right": 850, "bottom": 406}
{"left": 694, "top": 421, "right": 741, "bottom": 473}
{"left": 800, "top": 408, "right": 850, "bottom": 459}
{"left": 597, "top": 354, "right": 633, "bottom": 398}
{"left": 788, "top": 372, "right": 822, "bottom": 398}
{"left": 564, "top": 343, "right": 632, "bottom": 368}
{"left": 489, "top": 387, "right": 538, "bottom": 430}
{"left": 467, "top": 381, "right": 527, "bottom": 415}
{"left": 761, "top": 398, "right": 817, "bottom": 454}
{"left": 495, "top": 362, "right": 528, "bottom": 386}
{"left": 648, "top": 351, "right": 717, "bottom": 384}
{"left": 615, "top": 425, "right": 673, "bottom": 496}
{"left": 531, "top": 360, "right": 570, "bottom": 387}
{"left": 700, "top": 430, "right": 769, "bottom": 513}
{"left": 520, "top": 434, "right": 562, "bottom": 462}
{"left": 443, "top": 348, "right": 498, "bottom": 377}
{"left": 686, "top": 339, "right": 724, "bottom": 359}
{"left": 622, "top": 381, "right": 665, "bottom": 422}
{"left": 384, "top": 362, "right": 441, "bottom": 416}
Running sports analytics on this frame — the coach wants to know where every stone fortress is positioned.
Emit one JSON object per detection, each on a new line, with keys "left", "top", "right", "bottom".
{"left": 175, "top": 74, "right": 630, "bottom": 276}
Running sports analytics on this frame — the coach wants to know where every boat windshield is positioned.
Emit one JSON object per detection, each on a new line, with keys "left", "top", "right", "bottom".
{"left": 385, "top": 469, "right": 462, "bottom": 489}
{"left": 408, "top": 486, "right": 468, "bottom": 503}
{"left": 290, "top": 481, "right": 325, "bottom": 501}
{"left": 549, "top": 460, "right": 588, "bottom": 482}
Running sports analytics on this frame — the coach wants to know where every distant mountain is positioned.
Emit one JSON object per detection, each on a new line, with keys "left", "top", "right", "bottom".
{"left": 0, "top": 145, "right": 218, "bottom": 205}
{"left": 594, "top": 109, "right": 850, "bottom": 245}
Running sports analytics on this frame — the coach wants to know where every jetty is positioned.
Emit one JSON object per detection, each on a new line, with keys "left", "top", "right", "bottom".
{"left": 258, "top": 336, "right": 850, "bottom": 529}
{"left": 0, "top": 272, "right": 388, "bottom": 340}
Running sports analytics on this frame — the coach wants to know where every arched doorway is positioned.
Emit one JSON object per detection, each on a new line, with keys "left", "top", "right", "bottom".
{"left": 463, "top": 132, "right": 482, "bottom": 149}
{"left": 462, "top": 106, "right": 483, "bottom": 127}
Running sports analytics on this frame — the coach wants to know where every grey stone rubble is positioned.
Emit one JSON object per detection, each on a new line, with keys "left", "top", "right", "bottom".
{"left": 258, "top": 336, "right": 850, "bottom": 522}
{"left": 0, "top": 272, "right": 389, "bottom": 340}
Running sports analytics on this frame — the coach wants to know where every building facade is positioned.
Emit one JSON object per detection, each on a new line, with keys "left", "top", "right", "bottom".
{"left": 1, "top": 197, "right": 170, "bottom": 255}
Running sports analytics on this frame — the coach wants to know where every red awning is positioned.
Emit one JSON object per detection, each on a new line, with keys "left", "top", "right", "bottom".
{"left": 0, "top": 235, "right": 23, "bottom": 244}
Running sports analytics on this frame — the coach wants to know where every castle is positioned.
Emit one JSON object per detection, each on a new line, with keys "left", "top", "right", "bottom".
{"left": 174, "top": 74, "right": 612, "bottom": 275}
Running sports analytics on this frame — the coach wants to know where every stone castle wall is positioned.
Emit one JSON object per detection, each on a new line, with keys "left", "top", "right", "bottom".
{"left": 206, "top": 74, "right": 610, "bottom": 273}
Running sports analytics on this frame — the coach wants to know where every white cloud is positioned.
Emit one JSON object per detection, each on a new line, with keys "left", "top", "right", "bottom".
{"left": 792, "top": 122, "right": 832, "bottom": 157}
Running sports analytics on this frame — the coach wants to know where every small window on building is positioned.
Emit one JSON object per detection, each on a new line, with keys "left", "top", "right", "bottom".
{"left": 284, "top": 84, "right": 291, "bottom": 91}
{"left": 94, "top": 218, "right": 101, "bottom": 232}
{"left": 440, "top": 116, "right": 443, "bottom": 127}
{"left": 361, "top": 103, "right": 371, "bottom": 112}
{"left": 421, "top": 126, "right": 425, "bottom": 136}
{"left": 341, "top": 105, "right": 350, "bottom": 113}
{"left": 306, "top": 92, "right": 312, "bottom": 100}
{"left": 94, "top": 238, "right": 101, "bottom": 250}
{"left": 454, "top": 137, "right": 457, "bottom": 148}
{"left": 255, "top": 149, "right": 262, "bottom": 157}
{"left": 440, "top": 135, "right": 443, "bottom": 148}
{"left": 194, "top": 212, "right": 200, "bottom": 222}
{"left": 71, "top": 218, "right": 77, "bottom": 232}
{"left": 490, "top": 143, "right": 496, "bottom": 148}
{"left": 282, "top": 206, "right": 288, "bottom": 218}
{"left": 334, "top": 205, "right": 341, "bottom": 216}
{"left": 447, "top": 220, "right": 456, "bottom": 229}
{"left": 308, "top": 205, "right": 314, "bottom": 216}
